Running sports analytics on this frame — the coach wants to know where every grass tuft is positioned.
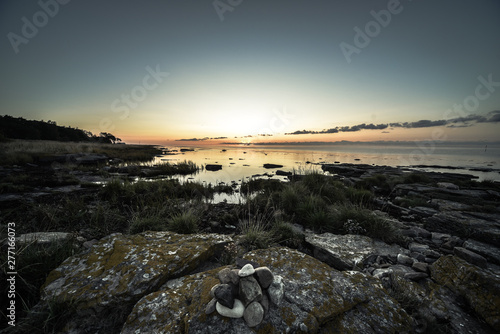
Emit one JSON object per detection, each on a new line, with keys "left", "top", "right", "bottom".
{"left": 167, "top": 210, "right": 199, "bottom": 234}
{"left": 238, "top": 213, "right": 275, "bottom": 251}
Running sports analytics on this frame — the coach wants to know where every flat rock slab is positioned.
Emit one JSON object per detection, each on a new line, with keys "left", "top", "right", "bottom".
{"left": 463, "top": 239, "right": 500, "bottom": 265}
{"left": 41, "top": 231, "right": 231, "bottom": 332}
{"left": 122, "top": 247, "right": 412, "bottom": 334}
{"left": 13, "top": 232, "right": 72, "bottom": 246}
{"left": 425, "top": 211, "right": 500, "bottom": 247}
{"left": 305, "top": 232, "right": 407, "bottom": 270}
{"left": 431, "top": 255, "right": 500, "bottom": 332}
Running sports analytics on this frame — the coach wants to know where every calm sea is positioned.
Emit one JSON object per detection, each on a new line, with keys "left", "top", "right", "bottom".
{"left": 150, "top": 143, "right": 500, "bottom": 190}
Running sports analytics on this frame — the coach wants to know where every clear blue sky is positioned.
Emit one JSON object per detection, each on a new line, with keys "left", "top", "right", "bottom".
{"left": 1, "top": 0, "right": 499, "bottom": 144}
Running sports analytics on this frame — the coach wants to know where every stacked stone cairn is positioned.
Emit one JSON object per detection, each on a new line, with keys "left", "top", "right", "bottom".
{"left": 205, "top": 262, "right": 283, "bottom": 327}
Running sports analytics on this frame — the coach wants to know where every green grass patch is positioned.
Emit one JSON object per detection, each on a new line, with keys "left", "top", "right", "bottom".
{"left": 238, "top": 214, "right": 275, "bottom": 251}
{"left": 0, "top": 238, "right": 79, "bottom": 331}
{"left": 329, "top": 204, "right": 406, "bottom": 245}
{"left": 0, "top": 140, "right": 162, "bottom": 166}
{"left": 271, "top": 221, "right": 304, "bottom": 248}
{"left": 167, "top": 210, "right": 199, "bottom": 234}
{"left": 240, "top": 178, "right": 284, "bottom": 194}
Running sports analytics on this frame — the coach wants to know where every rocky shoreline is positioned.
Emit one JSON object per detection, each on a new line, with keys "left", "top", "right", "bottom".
{"left": 1, "top": 160, "right": 500, "bottom": 333}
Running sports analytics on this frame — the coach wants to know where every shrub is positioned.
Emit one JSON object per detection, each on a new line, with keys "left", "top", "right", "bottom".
{"left": 346, "top": 187, "right": 373, "bottom": 205}
{"left": 297, "top": 194, "right": 327, "bottom": 218}
{"left": 271, "top": 221, "right": 304, "bottom": 248}
{"left": 167, "top": 210, "right": 199, "bottom": 234}
{"left": 401, "top": 172, "right": 432, "bottom": 184}
{"left": 279, "top": 183, "right": 307, "bottom": 215}
{"left": 356, "top": 174, "right": 392, "bottom": 194}
{"left": 129, "top": 210, "right": 168, "bottom": 234}
{"left": 329, "top": 204, "right": 405, "bottom": 245}
{"left": 300, "top": 171, "right": 327, "bottom": 192}
{"left": 0, "top": 238, "right": 79, "bottom": 332}
{"left": 99, "top": 178, "right": 134, "bottom": 203}
{"left": 240, "top": 178, "right": 284, "bottom": 194}
{"left": 238, "top": 214, "right": 275, "bottom": 251}
{"left": 88, "top": 204, "right": 128, "bottom": 237}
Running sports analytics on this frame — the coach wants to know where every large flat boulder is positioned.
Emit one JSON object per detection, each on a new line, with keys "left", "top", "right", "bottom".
{"left": 430, "top": 255, "right": 500, "bottom": 331}
{"left": 425, "top": 211, "right": 500, "bottom": 247}
{"left": 463, "top": 239, "right": 500, "bottom": 265}
{"left": 122, "top": 247, "right": 412, "bottom": 333}
{"left": 305, "top": 232, "right": 408, "bottom": 270}
{"left": 40, "top": 231, "right": 232, "bottom": 332}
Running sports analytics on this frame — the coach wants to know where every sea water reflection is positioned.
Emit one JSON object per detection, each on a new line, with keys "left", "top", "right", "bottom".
{"left": 142, "top": 145, "right": 500, "bottom": 203}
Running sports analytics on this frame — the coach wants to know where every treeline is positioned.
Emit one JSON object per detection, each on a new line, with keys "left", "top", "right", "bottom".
{"left": 0, "top": 115, "right": 121, "bottom": 144}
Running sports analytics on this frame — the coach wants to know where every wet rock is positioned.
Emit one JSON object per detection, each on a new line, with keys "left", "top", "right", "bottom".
{"left": 206, "top": 164, "right": 222, "bottom": 171}
{"left": 412, "top": 261, "right": 429, "bottom": 273}
{"left": 410, "top": 206, "right": 439, "bottom": 218}
{"left": 63, "top": 246, "right": 411, "bottom": 333}
{"left": 397, "top": 253, "right": 414, "bottom": 266}
{"left": 409, "top": 242, "right": 429, "bottom": 253}
{"left": 205, "top": 298, "right": 217, "bottom": 314}
{"left": 235, "top": 258, "right": 259, "bottom": 269}
{"left": 430, "top": 255, "right": 500, "bottom": 331}
{"left": 260, "top": 293, "right": 270, "bottom": 314}
{"left": 463, "top": 239, "right": 500, "bottom": 265}
{"left": 218, "top": 267, "right": 240, "bottom": 285}
{"left": 410, "top": 251, "right": 426, "bottom": 262}
{"left": 254, "top": 266, "right": 274, "bottom": 289}
{"left": 275, "top": 170, "right": 292, "bottom": 176}
{"left": 238, "top": 263, "right": 255, "bottom": 277}
{"left": 213, "top": 283, "right": 235, "bottom": 308}
{"left": 216, "top": 299, "right": 245, "bottom": 318}
{"left": 434, "top": 198, "right": 471, "bottom": 211}
{"left": 372, "top": 268, "right": 393, "bottom": 279}
{"left": 437, "top": 182, "right": 460, "bottom": 190}
{"left": 13, "top": 231, "right": 72, "bottom": 246}
{"left": 404, "top": 272, "right": 428, "bottom": 281}
{"left": 430, "top": 282, "right": 498, "bottom": 334}
{"left": 239, "top": 276, "right": 262, "bottom": 306}
{"left": 423, "top": 249, "right": 441, "bottom": 259}
{"left": 402, "top": 226, "right": 432, "bottom": 238}
{"left": 243, "top": 301, "right": 264, "bottom": 327}
{"left": 453, "top": 247, "right": 488, "bottom": 269}
{"left": 267, "top": 275, "right": 284, "bottom": 306}
{"left": 425, "top": 211, "right": 500, "bottom": 247}
{"left": 263, "top": 163, "right": 283, "bottom": 169}
{"left": 305, "top": 232, "right": 407, "bottom": 271}
{"left": 40, "top": 231, "right": 232, "bottom": 332}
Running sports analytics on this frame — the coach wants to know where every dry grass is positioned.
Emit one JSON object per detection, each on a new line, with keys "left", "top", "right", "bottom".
{"left": 0, "top": 140, "right": 161, "bottom": 165}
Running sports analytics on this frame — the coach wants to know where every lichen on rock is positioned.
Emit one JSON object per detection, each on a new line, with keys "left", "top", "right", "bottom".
{"left": 40, "top": 231, "right": 232, "bottom": 332}
{"left": 430, "top": 255, "right": 500, "bottom": 331}
{"left": 123, "top": 247, "right": 412, "bottom": 333}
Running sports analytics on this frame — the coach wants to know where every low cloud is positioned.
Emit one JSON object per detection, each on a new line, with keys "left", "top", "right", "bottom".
{"left": 286, "top": 111, "right": 499, "bottom": 136}
{"left": 176, "top": 137, "right": 208, "bottom": 142}
{"left": 478, "top": 110, "right": 500, "bottom": 122}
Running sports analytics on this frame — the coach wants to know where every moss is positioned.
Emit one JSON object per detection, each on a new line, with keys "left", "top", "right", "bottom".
{"left": 280, "top": 306, "right": 296, "bottom": 327}
{"left": 431, "top": 255, "right": 500, "bottom": 331}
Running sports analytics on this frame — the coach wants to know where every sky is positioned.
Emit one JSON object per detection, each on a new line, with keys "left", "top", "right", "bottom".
{"left": 1, "top": 0, "right": 499, "bottom": 145}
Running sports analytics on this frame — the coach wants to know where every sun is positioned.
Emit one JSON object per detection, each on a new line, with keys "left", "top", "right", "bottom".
{"left": 213, "top": 102, "right": 270, "bottom": 137}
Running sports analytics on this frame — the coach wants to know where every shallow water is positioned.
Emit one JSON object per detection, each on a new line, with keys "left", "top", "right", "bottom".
{"left": 151, "top": 144, "right": 500, "bottom": 188}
